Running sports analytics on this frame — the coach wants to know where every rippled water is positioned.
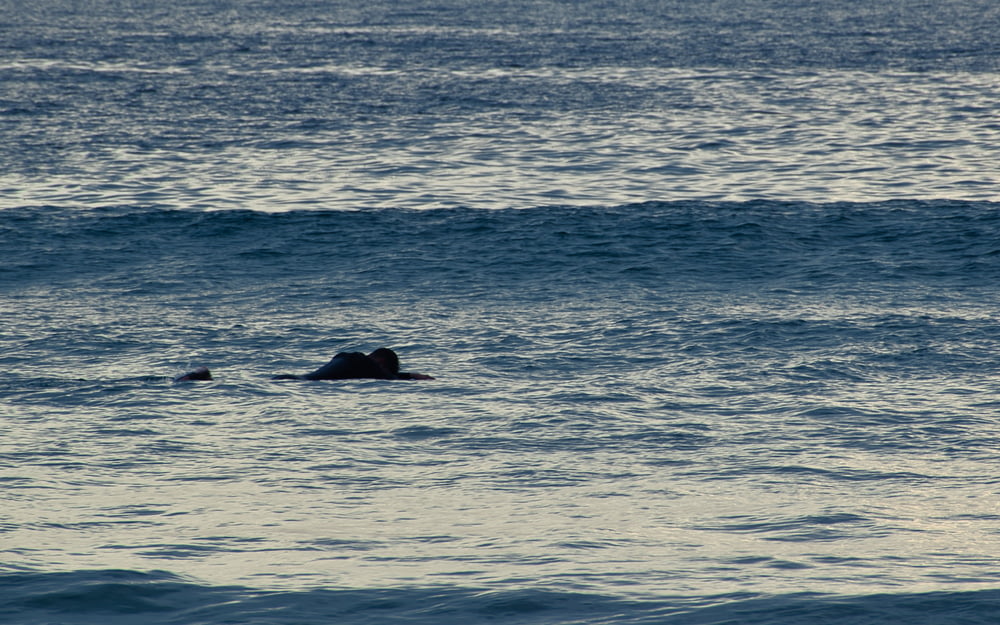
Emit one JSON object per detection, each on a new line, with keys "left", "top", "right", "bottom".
{"left": 3, "top": 1, "right": 1000, "bottom": 211}
{"left": 5, "top": 65, "right": 1000, "bottom": 211}
{"left": 3, "top": 0, "right": 1000, "bottom": 623}
{"left": 5, "top": 202, "right": 1000, "bottom": 624}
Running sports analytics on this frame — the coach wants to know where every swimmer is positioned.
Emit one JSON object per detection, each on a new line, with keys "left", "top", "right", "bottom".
{"left": 272, "top": 348, "right": 434, "bottom": 381}
{"left": 173, "top": 366, "right": 212, "bottom": 383}
{"left": 172, "top": 348, "right": 433, "bottom": 383}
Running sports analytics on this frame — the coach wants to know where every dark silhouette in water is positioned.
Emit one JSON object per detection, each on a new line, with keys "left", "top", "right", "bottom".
{"left": 173, "top": 348, "right": 433, "bottom": 383}
{"left": 173, "top": 366, "right": 212, "bottom": 383}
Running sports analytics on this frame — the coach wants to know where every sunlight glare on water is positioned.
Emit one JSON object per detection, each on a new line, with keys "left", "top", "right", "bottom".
{"left": 3, "top": 65, "right": 1000, "bottom": 211}
{"left": 4, "top": 0, "right": 1000, "bottom": 622}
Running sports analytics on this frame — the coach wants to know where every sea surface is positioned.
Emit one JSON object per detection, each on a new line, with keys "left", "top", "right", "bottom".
{"left": 3, "top": 1, "right": 1000, "bottom": 623}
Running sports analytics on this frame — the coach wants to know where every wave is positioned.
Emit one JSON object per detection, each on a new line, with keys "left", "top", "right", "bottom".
{"left": 4, "top": 200, "right": 1000, "bottom": 290}
{"left": 3, "top": 569, "right": 999, "bottom": 625}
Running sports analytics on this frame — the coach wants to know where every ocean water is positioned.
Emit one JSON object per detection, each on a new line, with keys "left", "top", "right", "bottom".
{"left": 3, "top": 1, "right": 1000, "bottom": 624}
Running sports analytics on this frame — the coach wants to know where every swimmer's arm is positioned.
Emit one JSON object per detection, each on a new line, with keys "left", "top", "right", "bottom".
{"left": 399, "top": 372, "right": 435, "bottom": 380}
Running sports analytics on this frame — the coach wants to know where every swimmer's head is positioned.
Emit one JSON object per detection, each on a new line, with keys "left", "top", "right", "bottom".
{"left": 369, "top": 348, "right": 400, "bottom": 374}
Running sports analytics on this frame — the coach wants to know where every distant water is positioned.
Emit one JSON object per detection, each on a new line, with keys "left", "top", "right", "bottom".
{"left": 3, "top": 0, "right": 1000, "bottom": 210}
{"left": 3, "top": 1, "right": 1000, "bottom": 624}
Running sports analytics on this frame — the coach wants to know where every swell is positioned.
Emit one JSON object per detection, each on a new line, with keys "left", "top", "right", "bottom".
{"left": 3, "top": 569, "right": 999, "bottom": 625}
{"left": 3, "top": 201, "right": 1000, "bottom": 292}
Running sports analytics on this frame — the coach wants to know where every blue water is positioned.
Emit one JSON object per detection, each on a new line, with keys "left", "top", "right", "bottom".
{"left": 3, "top": 1, "right": 1000, "bottom": 624}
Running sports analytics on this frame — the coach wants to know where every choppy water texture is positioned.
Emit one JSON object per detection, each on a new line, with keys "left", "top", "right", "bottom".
{"left": 4, "top": 202, "right": 1000, "bottom": 624}
{"left": 2, "top": 0, "right": 1000, "bottom": 210}
{"left": 3, "top": 1, "right": 1000, "bottom": 624}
